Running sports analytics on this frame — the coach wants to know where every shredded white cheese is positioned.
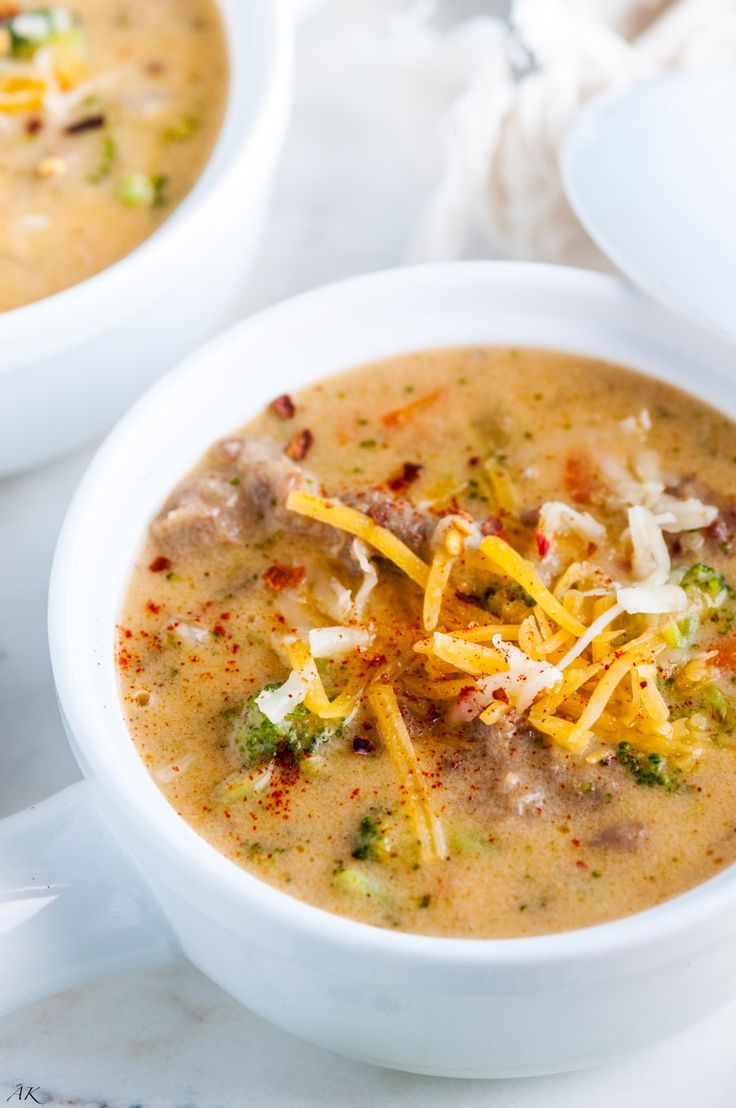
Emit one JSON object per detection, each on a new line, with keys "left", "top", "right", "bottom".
{"left": 557, "top": 601, "right": 624, "bottom": 671}
{"left": 351, "top": 538, "right": 378, "bottom": 618}
{"left": 617, "top": 584, "right": 688, "bottom": 615}
{"left": 538, "top": 501, "right": 606, "bottom": 546}
{"left": 478, "top": 637, "right": 562, "bottom": 714}
{"left": 620, "top": 409, "right": 652, "bottom": 435}
{"left": 308, "top": 625, "right": 373, "bottom": 658}
{"left": 256, "top": 670, "right": 310, "bottom": 724}
{"left": 654, "top": 494, "right": 719, "bottom": 532}
{"left": 628, "top": 505, "right": 670, "bottom": 586}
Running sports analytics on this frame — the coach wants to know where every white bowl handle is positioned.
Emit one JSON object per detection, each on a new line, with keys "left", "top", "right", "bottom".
{"left": 0, "top": 781, "right": 177, "bottom": 1016}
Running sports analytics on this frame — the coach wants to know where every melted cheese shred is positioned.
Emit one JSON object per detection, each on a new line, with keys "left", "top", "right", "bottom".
{"left": 286, "top": 490, "right": 430, "bottom": 588}
{"left": 283, "top": 639, "right": 362, "bottom": 720}
{"left": 368, "top": 682, "right": 447, "bottom": 864}
{"left": 479, "top": 536, "right": 587, "bottom": 637}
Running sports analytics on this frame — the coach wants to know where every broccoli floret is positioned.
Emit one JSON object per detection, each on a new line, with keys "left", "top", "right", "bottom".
{"left": 351, "top": 810, "right": 399, "bottom": 862}
{"left": 230, "top": 685, "right": 342, "bottom": 769}
{"left": 676, "top": 565, "right": 735, "bottom": 637}
{"left": 332, "top": 863, "right": 383, "bottom": 901}
{"left": 662, "top": 612, "right": 700, "bottom": 650}
{"left": 617, "top": 743, "right": 680, "bottom": 792}
{"left": 681, "top": 564, "right": 734, "bottom": 604}
{"left": 700, "top": 686, "right": 736, "bottom": 734}
{"left": 349, "top": 808, "right": 419, "bottom": 865}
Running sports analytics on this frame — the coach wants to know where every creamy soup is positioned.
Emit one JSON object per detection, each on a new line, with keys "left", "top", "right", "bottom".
{"left": 119, "top": 348, "right": 736, "bottom": 938}
{"left": 0, "top": 0, "right": 227, "bottom": 311}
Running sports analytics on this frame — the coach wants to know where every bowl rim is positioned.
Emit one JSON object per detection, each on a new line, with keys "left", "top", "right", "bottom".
{"left": 49, "top": 259, "right": 736, "bottom": 970}
{"left": 0, "top": 0, "right": 293, "bottom": 373}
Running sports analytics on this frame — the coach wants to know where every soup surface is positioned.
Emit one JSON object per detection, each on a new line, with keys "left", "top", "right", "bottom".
{"left": 0, "top": 0, "right": 227, "bottom": 311}
{"left": 119, "top": 348, "right": 736, "bottom": 938}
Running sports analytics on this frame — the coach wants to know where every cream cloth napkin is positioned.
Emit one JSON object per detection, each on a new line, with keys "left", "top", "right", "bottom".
{"left": 408, "top": 0, "right": 736, "bottom": 268}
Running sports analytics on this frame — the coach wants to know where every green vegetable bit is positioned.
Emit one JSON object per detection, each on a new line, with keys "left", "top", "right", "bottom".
{"left": 88, "top": 135, "right": 117, "bottom": 184}
{"left": 332, "top": 864, "right": 383, "bottom": 901}
{"left": 617, "top": 742, "right": 680, "bottom": 792}
{"left": 162, "top": 113, "right": 200, "bottom": 143}
{"left": 2, "top": 7, "right": 77, "bottom": 58}
{"left": 662, "top": 612, "right": 699, "bottom": 650}
{"left": 230, "top": 685, "right": 342, "bottom": 770}
{"left": 116, "top": 172, "right": 169, "bottom": 208}
{"left": 700, "top": 686, "right": 736, "bottom": 734}
{"left": 680, "top": 564, "right": 734, "bottom": 604}
{"left": 351, "top": 810, "right": 400, "bottom": 862}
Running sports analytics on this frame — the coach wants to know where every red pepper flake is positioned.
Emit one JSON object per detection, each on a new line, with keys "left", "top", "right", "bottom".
{"left": 220, "top": 611, "right": 231, "bottom": 621}
{"left": 271, "top": 393, "right": 296, "bottom": 420}
{"left": 492, "top": 688, "right": 509, "bottom": 703}
{"left": 149, "top": 555, "right": 172, "bottom": 573}
{"left": 575, "top": 860, "right": 588, "bottom": 869}
{"left": 26, "top": 117, "right": 43, "bottom": 135}
{"left": 535, "top": 531, "right": 550, "bottom": 558}
{"left": 262, "top": 563, "right": 306, "bottom": 591}
{"left": 350, "top": 787, "right": 360, "bottom": 798}
{"left": 213, "top": 623, "right": 226, "bottom": 637}
{"left": 571, "top": 838, "right": 580, "bottom": 847}
{"left": 231, "top": 643, "right": 240, "bottom": 654}
{"left": 387, "top": 461, "right": 423, "bottom": 492}
{"left": 284, "top": 428, "right": 313, "bottom": 461}
{"left": 146, "top": 601, "right": 161, "bottom": 615}
{"left": 480, "top": 516, "right": 510, "bottom": 543}
{"left": 640, "top": 680, "right": 648, "bottom": 688}
{"left": 468, "top": 455, "right": 480, "bottom": 468}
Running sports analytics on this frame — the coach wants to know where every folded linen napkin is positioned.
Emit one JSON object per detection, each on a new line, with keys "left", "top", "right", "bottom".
{"left": 408, "top": 0, "right": 736, "bottom": 268}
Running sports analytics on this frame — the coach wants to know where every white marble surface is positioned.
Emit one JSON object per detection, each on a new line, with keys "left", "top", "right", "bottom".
{"left": 2, "top": 2, "right": 736, "bottom": 1104}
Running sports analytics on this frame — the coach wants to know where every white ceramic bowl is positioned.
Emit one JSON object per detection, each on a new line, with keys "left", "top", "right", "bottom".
{"left": 4, "top": 262, "right": 736, "bottom": 1078}
{"left": 0, "top": 0, "right": 292, "bottom": 475}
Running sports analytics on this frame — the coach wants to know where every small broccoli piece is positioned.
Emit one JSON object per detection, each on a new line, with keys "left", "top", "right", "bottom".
{"left": 3, "top": 8, "right": 76, "bottom": 57}
{"left": 116, "top": 172, "right": 168, "bottom": 209}
{"left": 681, "top": 564, "right": 734, "bottom": 604}
{"left": 677, "top": 565, "right": 736, "bottom": 636}
{"left": 162, "top": 113, "right": 200, "bottom": 143}
{"left": 448, "top": 828, "right": 499, "bottom": 857}
{"left": 662, "top": 612, "right": 699, "bottom": 650}
{"left": 700, "top": 686, "right": 736, "bottom": 734}
{"left": 351, "top": 810, "right": 399, "bottom": 862}
{"left": 230, "top": 685, "right": 342, "bottom": 770}
{"left": 617, "top": 743, "right": 680, "bottom": 792}
{"left": 332, "top": 864, "right": 383, "bottom": 901}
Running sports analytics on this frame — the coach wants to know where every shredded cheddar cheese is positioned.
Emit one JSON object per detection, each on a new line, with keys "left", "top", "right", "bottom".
{"left": 368, "top": 682, "right": 447, "bottom": 863}
{"left": 282, "top": 477, "right": 715, "bottom": 770}
{"left": 286, "top": 490, "right": 429, "bottom": 588}
{"left": 480, "top": 535, "right": 587, "bottom": 637}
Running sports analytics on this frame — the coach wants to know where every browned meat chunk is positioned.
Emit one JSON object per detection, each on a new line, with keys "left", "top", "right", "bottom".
{"left": 152, "top": 433, "right": 440, "bottom": 562}
{"left": 406, "top": 710, "right": 614, "bottom": 825}
{"left": 151, "top": 474, "right": 244, "bottom": 555}
{"left": 213, "top": 434, "right": 323, "bottom": 531}
{"left": 591, "top": 821, "right": 647, "bottom": 851}
{"left": 342, "top": 488, "right": 436, "bottom": 558}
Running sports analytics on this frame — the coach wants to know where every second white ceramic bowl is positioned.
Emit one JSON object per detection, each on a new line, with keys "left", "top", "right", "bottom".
{"left": 4, "top": 262, "right": 736, "bottom": 1078}
{"left": 0, "top": 0, "right": 292, "bottom": 475}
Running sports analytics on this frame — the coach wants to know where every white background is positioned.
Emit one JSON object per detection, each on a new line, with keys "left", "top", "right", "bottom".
{"left": 1, "top": 2, "right": 735, "bottom": 1103}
